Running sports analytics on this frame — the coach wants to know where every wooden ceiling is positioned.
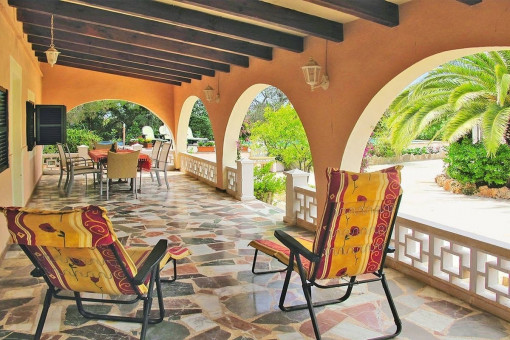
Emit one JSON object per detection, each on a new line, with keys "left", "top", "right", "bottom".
{"left": 8, "top": 0, "right": 480, "bottom": 86}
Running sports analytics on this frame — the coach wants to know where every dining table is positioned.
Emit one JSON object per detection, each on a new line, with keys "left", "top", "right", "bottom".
{"left": 88, "top": 149, "right": 152, "bottom": 193}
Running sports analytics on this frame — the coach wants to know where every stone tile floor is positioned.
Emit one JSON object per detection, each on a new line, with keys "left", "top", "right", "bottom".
{"left": 0, "top": 171, "right": 509, "bottom": 339}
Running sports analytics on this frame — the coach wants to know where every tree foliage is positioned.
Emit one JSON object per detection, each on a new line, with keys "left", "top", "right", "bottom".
{"left": 248, "top": 86, "right": 289, "bottom": 122}
{"left": 189, "top": 100, "right": 214, "bottom": 140}
{"left": 387, "top": 50, "right": 510, "bottom": 156}
{"left": 251, "top": 104, "right": 312, "bottom": 171}
{"left": 68, "top": 100, "right": 163, "bottom": 142}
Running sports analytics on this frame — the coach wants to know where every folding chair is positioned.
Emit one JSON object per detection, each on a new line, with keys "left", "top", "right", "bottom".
{"left": 0, "top": 205, "right": 191, "bottom": 340}
{"left": 150, "top": 142, "right": 172, "bottom": 190}
{"left": 249, "top": 166, "right": 403, "bottom": 339}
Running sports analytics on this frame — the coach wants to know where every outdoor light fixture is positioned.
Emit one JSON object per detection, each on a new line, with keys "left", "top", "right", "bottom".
{"left": 301, "top": 57, "right": 329, "bottom": 91}
{"left": 45, "top": 15, "right": 60, "bottom": 67}
{"left": 203, "top": 78, "right": 220, "bottom": 103}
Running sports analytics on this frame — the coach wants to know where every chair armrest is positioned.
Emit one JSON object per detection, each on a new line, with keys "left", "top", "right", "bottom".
{"left": 274, "top": 230, "right": 319, "bottom": 262}
{"left": 133, "top": 239, "right": 168, "bottom": 285}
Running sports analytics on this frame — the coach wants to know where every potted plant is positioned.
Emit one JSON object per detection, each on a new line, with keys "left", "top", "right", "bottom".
{"left": 197, "top": 141, "right": 215, "bottom": 152}
{"left": 143, "top": 138, "right": 153, "bottom": 148}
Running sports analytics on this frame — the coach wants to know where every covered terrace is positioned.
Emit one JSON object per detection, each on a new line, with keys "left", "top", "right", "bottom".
{"left": 1, "top": 0, "right": 510, "bottom": 338}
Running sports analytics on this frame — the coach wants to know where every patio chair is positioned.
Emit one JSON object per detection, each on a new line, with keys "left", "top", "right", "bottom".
{"left": 249, "top": 166, "right": 403, "bottom": 340}
{"left": 105, "top": 150, "right": 140, "bottom": 199}
{"left": 93, "top": 141, "right": 114, "bottom": 150}
{"left": 141, "top": 126, "right": 155, "bottom": 140}
{"left": 56, "top": 143, "right": 100, "bottom": 195}
{"left": 0, "top": 205, "right": 191, "bottom": 340}
{"left": 150, "top": 141, "right": 172, "bottom": 189}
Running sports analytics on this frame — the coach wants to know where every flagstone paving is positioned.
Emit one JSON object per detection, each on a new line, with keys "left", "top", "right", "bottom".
{"left": 0, "top": 171, "right": 509, "bottom": 339}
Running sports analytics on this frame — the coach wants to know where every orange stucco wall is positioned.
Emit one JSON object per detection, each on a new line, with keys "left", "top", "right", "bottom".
{"left": 0, "top": 0, "right": 43, "bottom": 256}
{"left": 40, "top": 64, "right": 176, "bottom": 131}
{"left": 172, "top": 0, "right": 510, "bottom": 215}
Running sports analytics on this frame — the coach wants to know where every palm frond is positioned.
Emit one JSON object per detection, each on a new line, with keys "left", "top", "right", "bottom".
{"left": 482, "top": 105, "right": 510, "bottom": 155}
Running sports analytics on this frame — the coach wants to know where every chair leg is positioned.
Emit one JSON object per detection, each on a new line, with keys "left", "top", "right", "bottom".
{"left": 164, "top": 169, "right": 169, "bottom": 190}
{"left": 369, "top": 273, "right": 402, "bottom": 340}
{"left": 155, "top": 170, "right": 162, "bottom": 186}
{"left": 34, "top": 289, "right": 53, "bottom": 340}
{"left": 106, "top": 178, "right": 109, "bottom": 200}
{"left": 251, "top": 249, "right": 286, "bottom": 275}
{"left": 295, "top": 254, "right": 321, "bottom": 340}
{"left": 140, "top": 267, "right": 158, "bottom": 340}
{"left": 278, "top": 253, "right": 295, "bottom": 310}
{"left": 161, "top": 258, "right": 177, "bottom": 283}
{"left": 58, "top": 168, "right": 64, "bottom": 188}
{"left": 134, "top": 177, "right": 137, "bottom": 199}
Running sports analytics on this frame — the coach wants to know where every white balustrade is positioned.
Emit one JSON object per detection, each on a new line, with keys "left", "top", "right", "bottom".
{"left": 179, "top": 152, "right": 217, "bottom": 187}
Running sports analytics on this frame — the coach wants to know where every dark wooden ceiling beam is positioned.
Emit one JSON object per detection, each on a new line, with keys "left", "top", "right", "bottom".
{"left": 302, "top": 0, "right": 399, "bottom": 27}
{"left": 23, "top": 23, "right": 230, "bottom": 72}
{"left": 77, "top": 0, "right": 304, "bottom": 52}
{"left": 36, "top": 57, "right": 182, "bottom": 86}
{"left": 30, "top": 38, "right": 213, "bottom": 77}
{"left": 9, "top": 0, "right": 272, "bottom": 60}
{"left": 35, "top": 52, "right": 192, "bottom": 83}
{"left": 173, "top": 0, "right": 343, "bottom": 42}
{"left": 32, "top": 45, "right": 200, "bottom": 81}
{"left": 17, "top": 9, "right": 251, "bottom": 67}
{"left": 456, "top": 0, "right": 482, "bottom": 5}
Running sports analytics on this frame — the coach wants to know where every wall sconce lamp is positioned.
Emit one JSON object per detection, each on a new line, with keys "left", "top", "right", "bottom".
{"left": 45, "top": 15, "right": 60, "bottom": 67}
{"left": 301, "top": 57, "right": 329, "bottom": 91}
{"left": 203, "top": 77, "right": 220, "bottom": 103}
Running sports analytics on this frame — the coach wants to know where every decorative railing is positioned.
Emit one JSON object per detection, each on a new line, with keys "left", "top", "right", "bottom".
{"left": 226, "top": 165, "right": 237, "bottom": 197}
{"left": 42, "top": 153, "right": 61, "bottom": 174}
{"left": 387, "top": 214, "right": 510, "bottom": 322}
{"left": 284, "top": 174, "right": 510, "bottom": 322}
{"left": 294, "top": 186, "right": 317, "bottom": 230}
{"left": 179, "top": 153, "right": 217, "bottom": 187}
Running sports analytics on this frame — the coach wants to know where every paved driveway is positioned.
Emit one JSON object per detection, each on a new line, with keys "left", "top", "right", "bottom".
{"left": 370, "top": 159, "right": 510, "bottom": 245}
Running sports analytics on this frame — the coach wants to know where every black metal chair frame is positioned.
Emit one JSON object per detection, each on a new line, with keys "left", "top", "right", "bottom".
{"left": 21, "top": 239, "right": 176, "bottom": 340}
{"left": 252, "top": 196, "right": 403, "bottom": 340}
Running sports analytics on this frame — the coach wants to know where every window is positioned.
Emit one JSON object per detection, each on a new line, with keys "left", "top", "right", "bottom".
{"left": 0, "top": 86, "right": 8, "bottom": 173}
{"left": 26, "top": 101, "right": 35, "bottom": 151}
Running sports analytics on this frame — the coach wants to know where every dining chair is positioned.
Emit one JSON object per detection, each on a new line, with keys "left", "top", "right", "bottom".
{"left": 105, "top": 150, "right": 140, "bottom": 199}
{"left": 56, "top": 143, "right": 100, "bottom": 195}
{"left": 0, "top": 205, "right": 191, "bottom": 340}
{"left": 249, "top": 166, "right": 403, "bottom": 340}
{"left": 150, "top": 141, "right": 172, "bottom": 189}
{"left": 94, "top": 142, "right": 114, "bottom": 150}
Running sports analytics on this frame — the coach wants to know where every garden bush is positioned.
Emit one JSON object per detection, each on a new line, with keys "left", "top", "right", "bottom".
{"left": 253, "top": 162, "right": 285, "bottom": 204}
{"left": 444, "top": 137, "right": 510, "bottom": 187}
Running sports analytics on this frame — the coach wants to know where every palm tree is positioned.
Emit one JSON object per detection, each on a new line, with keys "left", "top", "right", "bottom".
{"left": 387, "top": 50, "right": 510, "bottom": 156}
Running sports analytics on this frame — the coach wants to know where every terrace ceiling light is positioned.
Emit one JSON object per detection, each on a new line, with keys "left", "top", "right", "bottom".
{"left": 45, "top": 15, "right": 60, "bottom": 67}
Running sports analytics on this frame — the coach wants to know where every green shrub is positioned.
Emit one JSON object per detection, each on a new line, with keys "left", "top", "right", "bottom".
{"left": 66, "top": 128, "right": 102, "bottom": 152}
{"left": 253, "top": 162, "right": 285, "bottom": 204}
{"left": 444, "top": 137, "right": 510, "bottom": 187}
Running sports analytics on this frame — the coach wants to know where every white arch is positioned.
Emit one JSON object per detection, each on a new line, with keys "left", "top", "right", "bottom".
{"left": 176, "top": 96, "right": 200, "bottom": 168}
{"left": 223, "top": 84, "right": 270, "bottom": 169}
{"left": 341, "top": 47, "right": 510, "bottom": 172}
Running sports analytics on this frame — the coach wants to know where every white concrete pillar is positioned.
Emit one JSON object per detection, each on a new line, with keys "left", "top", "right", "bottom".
{"left": 236, "top": 159, "right": 255, "bottom": 201}
{"left": 77, "top": 145, "right": 90, "bottom": 160}
{"left": 283, "top": 169, "right": 310, "bottom": 224}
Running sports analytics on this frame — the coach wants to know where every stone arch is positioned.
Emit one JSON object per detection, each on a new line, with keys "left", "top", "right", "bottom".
{"left": 175, "top": 95, "right": 200, "bottom": 168}
{"left": 341, "top": 47, "right": 509, "bottom": 172}
{"left": 223, "top": 84, "right": 270, "bottom": 171}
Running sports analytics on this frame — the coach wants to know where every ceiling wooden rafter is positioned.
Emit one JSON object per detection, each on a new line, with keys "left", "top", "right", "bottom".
{"left": 5, "top": 0, "right": 454, "bottom": 86}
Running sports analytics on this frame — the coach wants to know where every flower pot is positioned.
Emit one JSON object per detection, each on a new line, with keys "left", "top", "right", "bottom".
{"left": 143, "top": 142, "right": 153, "bottom": 148}
{"left": 197, "top": 146, "right": 215, "bottom": 152}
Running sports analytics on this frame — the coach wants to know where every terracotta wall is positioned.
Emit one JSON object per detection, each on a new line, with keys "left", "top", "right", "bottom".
{"left": 172, "top": 0, "right": 510, "bottom": 215}
{"left": 40, "top": 64, "right": 175, "bottom": 131}
{"left": 0, "top": 0, "right": 43, "bottom": 256}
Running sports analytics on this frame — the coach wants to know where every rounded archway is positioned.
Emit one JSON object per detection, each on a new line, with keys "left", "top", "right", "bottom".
{"left": 341, "top": 47, "right": 510, "bottom": 172}
{"left": 223, "top": 84, "right": 271, "bottom": 175}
